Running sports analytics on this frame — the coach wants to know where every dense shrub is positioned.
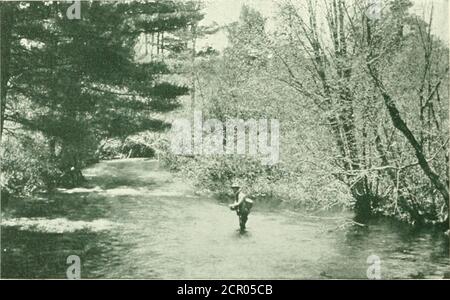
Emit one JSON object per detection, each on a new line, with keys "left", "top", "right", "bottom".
{"left": 1, "top": 134, "right": 61, "bottom": 197}
{"left": 157, "top": 136, "right": 352, "bottom": 210}
{"left": 98, "top": 135, "right": 156, "bottom": 160}
{"left": 98, "top": 139, "right": 123, "bottom": 159}
{"left": 121, "top": 139, "right": 155, "bottom": 158}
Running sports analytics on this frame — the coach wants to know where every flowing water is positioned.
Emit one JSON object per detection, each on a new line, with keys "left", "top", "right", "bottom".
{"left": 1, "top": 159, "right": 449, "bottom": 279}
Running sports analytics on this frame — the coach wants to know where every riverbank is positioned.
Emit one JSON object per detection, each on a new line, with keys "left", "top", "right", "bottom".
{"left": 1, "top": 158, "right": 449, "bottom": 279}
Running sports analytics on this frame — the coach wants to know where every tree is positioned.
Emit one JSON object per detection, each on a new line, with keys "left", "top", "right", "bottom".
{"left": 275, "top": 0, "right": 448, "bottom": 225}
{"left": 1, "top": 0, "right": 196, "bottom": 190}
{"left": 362, "top": 1, "right": 449, "bottom": 213}
{"left": 275, "top": 0, "right": 377, "bottom": 220}
{"left": 0, "top": 2, "right": 14, "bottom": 142}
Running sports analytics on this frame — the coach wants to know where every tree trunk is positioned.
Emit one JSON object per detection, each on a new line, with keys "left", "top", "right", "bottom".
{"left": 191, "top": 24, "right": 197, "bottom": 115}
{"left": 150, "top": 32, "right": 154, "bottom": 61}
{"left": 368, "top": 66, "right": 449, "bottom": 208}
{"left": 0, "top": 3, "right": 14, "bottom": 142}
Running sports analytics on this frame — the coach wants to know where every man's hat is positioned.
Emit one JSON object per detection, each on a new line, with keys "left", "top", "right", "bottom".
{"left": 231, "top": 180, "right": 241, "bottom": 188}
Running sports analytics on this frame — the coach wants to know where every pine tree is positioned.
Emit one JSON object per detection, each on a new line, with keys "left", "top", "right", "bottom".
{"left": 1, "top": 1, "right": 197, "bottom": 187}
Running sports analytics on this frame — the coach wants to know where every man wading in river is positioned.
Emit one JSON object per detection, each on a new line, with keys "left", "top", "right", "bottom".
{"left": 229, "top": 181, "right": 253, "bottom": 232}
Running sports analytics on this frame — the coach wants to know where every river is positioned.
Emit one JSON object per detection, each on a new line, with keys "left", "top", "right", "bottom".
{"left": 1, "top": 159, "right": 448, "bottom": 279}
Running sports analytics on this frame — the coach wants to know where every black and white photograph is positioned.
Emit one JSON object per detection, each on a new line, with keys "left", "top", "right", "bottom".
{"left": 0, "top": 0, "right": 449, "bottom": 281}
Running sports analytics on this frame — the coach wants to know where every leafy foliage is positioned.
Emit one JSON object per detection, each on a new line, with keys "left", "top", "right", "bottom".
{"left": 1, "top": 0, "right": 198, "bottom": 195}
{"left": 161, "top": 2, "right": 448, "bottom": 227}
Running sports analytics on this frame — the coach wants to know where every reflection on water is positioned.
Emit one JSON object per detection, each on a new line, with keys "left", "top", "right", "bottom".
{"left": 2, "top": 218, "right": 116, "bottom": 233}
{"left": 1, "top": 159, "right": 449, "bottom": 279}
